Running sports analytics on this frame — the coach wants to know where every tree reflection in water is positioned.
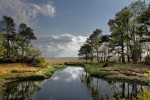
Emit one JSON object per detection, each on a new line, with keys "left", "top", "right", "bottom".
{"left": 4, "top": 81, "right": 44, "bottom": 100}
{"left": 3, "top": 67, "right": 149, "bottom": 100}
{"left": 79, "top": 72, "right": 148, "bottom": 100}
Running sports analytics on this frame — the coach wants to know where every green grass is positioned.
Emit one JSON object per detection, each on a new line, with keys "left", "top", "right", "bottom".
{"left": 43, "top": 64, "right": 66, "bottom": 76}
{"left": 0, "top": 86, "right": 5, "bottom": 90}
{"left": 137, "top": 88, "right": 150, "bottom": 100}
{"left": 84, "top": 64, "right": 111, "bottom": 77}
{"left": 0, "top": 74, "right": 11, "bottom": 79}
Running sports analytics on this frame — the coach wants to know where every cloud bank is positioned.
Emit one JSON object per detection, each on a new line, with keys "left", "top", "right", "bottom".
{"left": 0, "top": 0, "right": 56, "bottom": 27}
{"left": 33, "top": 34, "right": 87, "bottom": 58}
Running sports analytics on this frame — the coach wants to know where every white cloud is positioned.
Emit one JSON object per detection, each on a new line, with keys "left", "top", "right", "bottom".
{"left": 0, "top": 0, "right": 56, "bottom": 27}
{"left": 33, "top": 34, "right": 87, "bottom": 58}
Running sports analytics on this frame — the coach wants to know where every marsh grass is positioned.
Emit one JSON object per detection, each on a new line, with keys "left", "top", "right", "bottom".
{"left": 84, "top": 64, "right": 111, "bottom": 77}
{"left": 43, "top": 64, "right": 66, "bottom": 76}
{"left": 46, "top": 58, "right": 79, "bottom": 65}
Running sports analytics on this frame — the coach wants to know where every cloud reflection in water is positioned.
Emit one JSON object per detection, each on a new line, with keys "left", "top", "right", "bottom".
{"left": 51, "top": 67, "right": 83, "bottom": 83}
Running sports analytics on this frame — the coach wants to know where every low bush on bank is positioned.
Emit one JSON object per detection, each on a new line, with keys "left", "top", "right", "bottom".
{"left": 31, "top": 57, "right": 46, "bottom": 67}
{"left": 99, "top": 61, "right": 115, "bottom": 67}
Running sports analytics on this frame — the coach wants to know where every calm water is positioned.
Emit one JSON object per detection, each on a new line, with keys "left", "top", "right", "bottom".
{"left": 3, "top": 67, "right": 149, "bottom": 100}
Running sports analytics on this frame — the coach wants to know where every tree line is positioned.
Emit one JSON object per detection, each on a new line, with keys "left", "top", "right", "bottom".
{"left": 78, "top": 1, "right": 150, "bottom": 64}
{"left": 0, "top": 16, "right": 45, "bottom": 67}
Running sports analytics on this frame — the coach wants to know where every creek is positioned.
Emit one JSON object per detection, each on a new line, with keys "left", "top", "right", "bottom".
{"left": 3, "top": 66, "right": 149, "bottom": 100}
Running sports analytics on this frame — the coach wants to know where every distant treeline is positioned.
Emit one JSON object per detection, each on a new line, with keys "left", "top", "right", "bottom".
{"left": 0, "top": 16, "right": 45, "bottom": 67}
{"left": 78, "top": 1, "right": 150, "bottom": 64}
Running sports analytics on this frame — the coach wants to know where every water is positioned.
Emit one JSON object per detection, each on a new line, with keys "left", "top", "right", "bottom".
{"left": 3, "top": 67, "right": 149, "bottom": 100}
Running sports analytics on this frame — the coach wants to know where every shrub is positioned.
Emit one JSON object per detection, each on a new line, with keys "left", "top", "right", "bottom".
{"left": 100, "top": 61, "right": 114, "bottom": 67}
{"left": 144, "top": 56, "right": 150, "bottom": 64}
{"left": 31, "top": 57, "right": 46, "bottom": 67}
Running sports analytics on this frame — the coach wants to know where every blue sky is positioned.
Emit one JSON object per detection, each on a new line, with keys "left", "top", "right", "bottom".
{"left": 32, "top": 0, "right": 149, "bottom": 36}
{"left": 0, "top": 0, "right": 149, "bottom": 58}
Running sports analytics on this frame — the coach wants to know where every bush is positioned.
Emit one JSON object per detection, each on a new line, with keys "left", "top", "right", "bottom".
{"left": 31, "top": 57, "right": 46, "bottom": 67}
{"left": 100, "top": 61, "right": 114, "bottom": 67}
{"left": 145, "top": 56, "right": 150, "bottom": 64}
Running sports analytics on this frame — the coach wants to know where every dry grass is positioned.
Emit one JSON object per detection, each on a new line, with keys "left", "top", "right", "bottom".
{"left": 0, "top": 63, "right": 39, "bottom": 74}
{"left": 46, "top": 58, "right": 79, "bottom": 65}
{"left": 0, "top": 58, "right": 79, "bottom": 77}
{"left": 0, "top": 58, "right": 78, "bottom": 95}
{"left": 101, "top": 63, "right": 150, "bottom": 79}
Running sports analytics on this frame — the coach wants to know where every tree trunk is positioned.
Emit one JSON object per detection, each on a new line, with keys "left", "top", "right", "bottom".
{"left": 96, "top": 47, "right": 99, "bottom": 63}
{"left": 127, "top": 43, "right": 130, "bottom": 63}
{"left": 121, "top": 33, "right": 125, "bottom": 63}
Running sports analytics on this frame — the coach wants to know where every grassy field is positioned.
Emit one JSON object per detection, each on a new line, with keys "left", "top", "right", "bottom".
{"left": 0, "top": 58, "right": 79, "bottom": 80}
{"left": 0, "top": 58, "right": 79, "bottom": 94}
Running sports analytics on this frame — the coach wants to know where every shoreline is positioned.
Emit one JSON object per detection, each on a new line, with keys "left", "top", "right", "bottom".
{"left": 1, "top": 61, "right": 150, "bottom": 97}
{"left": 83, "top": 63, "right": 150, "bottom": 85}
{"left": 0, "top": 63, "right": 67, "bottom": 97}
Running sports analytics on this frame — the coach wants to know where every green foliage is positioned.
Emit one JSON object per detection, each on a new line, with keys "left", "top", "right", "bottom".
{"left": 84, "top": 64, "right": 110, "bottom": 77}
{"left": 138, "top": 5, "right": 150, "bottom": 26}
{"left": 137, "top": 88, "right": 150, "bottom": 100}
{"left": 108, "top": 7, "right": 133, "bottom": 63}
{"left": 100, "top": 61, "right": 114, "bottom": 67}
{"left": 78, "top": 43, "right": 92, "bottom": 63}
{"left": 0, "top": 33, "right": 6, "bottom": 60}
{"left": 44, "top": 64, "right": 66, "bottom": 76}
{"left": 0, "top": 16, "right": 45, "bottom": 67}
{"left": 31, "top": 57, "right": 46, "bottom": 67}
{"left": 144, "top": 56, "right": 150, "bottom": 64}
{"left": 24, "top": 49, "right": 46, "bottom": 67}
{"left": 79, "top": 1, "right": 149, "bottom": 64}
{"left": 0, "top": 86, "right": 6, "bottom": 91}
{"left": 44, "top": 67, "right": 56, "bottom": 76}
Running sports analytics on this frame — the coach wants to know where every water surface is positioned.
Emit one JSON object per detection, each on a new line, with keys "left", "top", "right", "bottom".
{"left": 4, "top": 67, "right": 148, "bottom": 100}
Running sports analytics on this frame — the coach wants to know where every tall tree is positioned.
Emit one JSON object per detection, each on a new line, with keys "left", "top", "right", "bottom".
{"left": 99, "top": 35, "right": 110, "bottom": 61}
{"left": 88, "top": 29, "right": 102, "bottom": 62}
{"left": 0, "top": 33, "right": 6, "bottom": 60}
{"left": 0, "top": 16, "right": 16, "bottom": 61}
{"left": 18, "top": 23, "right": 36, "bottom": 59}
{"left": 137, "top": 4, "right": 150, "bottom": 58}
{"left": 78, "top": 43, "right": 92, "bottom": 63}
{"left": 108, "top": 7, "right": 132, "bottom": 63}
{"left": 128, "top": 0, "right": 146, "bottom": 63}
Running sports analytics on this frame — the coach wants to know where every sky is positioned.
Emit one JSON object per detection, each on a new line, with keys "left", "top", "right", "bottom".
{"left": 0, "top": 0, "right": 149, "bottom": 58}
